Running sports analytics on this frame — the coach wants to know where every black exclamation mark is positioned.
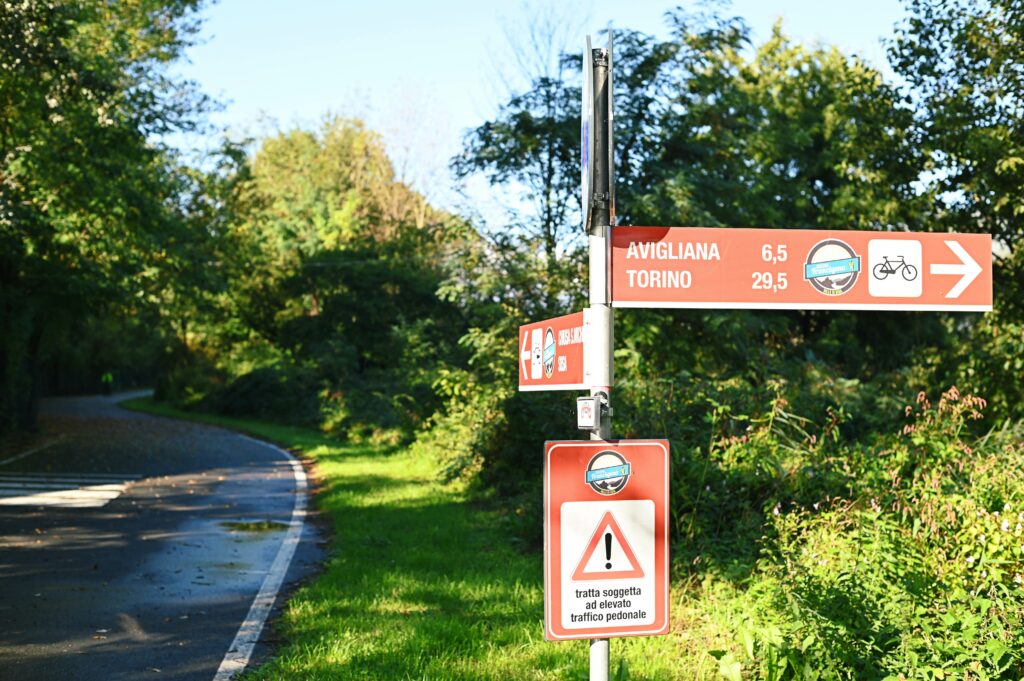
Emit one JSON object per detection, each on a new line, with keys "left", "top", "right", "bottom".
{"left": 604, "top": 532, "right": 612, "bottom": 569}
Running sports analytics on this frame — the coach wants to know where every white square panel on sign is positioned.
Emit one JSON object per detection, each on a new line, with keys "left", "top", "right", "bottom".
{"left": 559, "top": 500, "right": 655, "bottom": 631}
{"left": 868, "top": 239, "right": 922, "bottom": 298}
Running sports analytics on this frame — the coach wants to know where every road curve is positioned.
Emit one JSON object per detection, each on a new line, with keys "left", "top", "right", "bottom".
{"left": 0, "top": 393, "right": 322, "bottom": 681}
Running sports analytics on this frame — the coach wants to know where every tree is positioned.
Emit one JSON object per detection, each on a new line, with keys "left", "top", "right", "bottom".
{"left": 634, "top": 11, "right": 925, "bottom": 231}
{"left": 436, "top": 6, "right": 943, "bottom": 497}
{"left": 891, "top": 0, "right": 1024, "bottom": 247}
{"left": 452, "top": 10, "right": 588, "bottom": 317}
{"left": 0, "top": 0, "right": 210, "bottom": 431}
{"left": 168, "top": 117, "right": 470, "bottom": 438}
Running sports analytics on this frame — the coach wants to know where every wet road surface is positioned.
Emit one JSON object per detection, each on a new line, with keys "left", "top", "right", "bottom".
{"left": 0, "top": 393, "right": 322, "bottom": 681}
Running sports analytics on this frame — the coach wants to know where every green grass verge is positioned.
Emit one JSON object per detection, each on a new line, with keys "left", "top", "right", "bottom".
{"left": 120, "top": 397, "right": 712, "bottom": 679}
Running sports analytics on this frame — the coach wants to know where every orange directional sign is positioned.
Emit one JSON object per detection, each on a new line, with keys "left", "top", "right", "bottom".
{"left": 545, "top": 440, "right": 669, "bottom": 640}
{"left": 519, "top": 311, "right": 589, "bottom": 391}
{"left": 612, "top": 227, "right": 992, "bottom": 311}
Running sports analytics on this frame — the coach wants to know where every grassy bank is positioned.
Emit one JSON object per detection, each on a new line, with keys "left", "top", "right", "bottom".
{"left": 121, "top": 397, "right": 700, "bottom": 679}
{"left": 120, "top": 396, "right": 1024, "bottom": 678}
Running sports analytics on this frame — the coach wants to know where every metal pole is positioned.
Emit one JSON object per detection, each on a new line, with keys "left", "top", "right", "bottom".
{"left": 588, "top": 44, "right": 612, "bottom": 681}
{"left": 590, "top": 637, "right": 610, "bottom": 681}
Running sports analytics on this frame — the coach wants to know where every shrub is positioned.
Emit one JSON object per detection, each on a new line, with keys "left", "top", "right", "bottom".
{"left": 699, "top": 389, "right": 1024, "bottom": 679}
{"left": 199, "top": 364, "right": 322, "bottom": 426}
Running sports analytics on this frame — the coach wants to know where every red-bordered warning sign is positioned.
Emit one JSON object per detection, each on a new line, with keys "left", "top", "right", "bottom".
{"left": 572, "top": 511, "right": 644, "bottom": 581}
{"left": 544, "top": 440, "right": 670, "bottom": 640}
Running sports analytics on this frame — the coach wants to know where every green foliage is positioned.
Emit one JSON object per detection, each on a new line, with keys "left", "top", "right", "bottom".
{"left": 0, "top": 0, "right": 210, "bottom": 430}
{"left": 163, "top": 117, "right": 472, "bottom": 441}
{"left": 199, "top": 363, "right": 322, "bottom": 427}
{"left": 891, "top": 0, "right": 1024, "bottom": 243}
{"left": 452, "top": 34, "right": 584, "bottom": 313}
{"left": 11, "top": 2, "right": 1024, "bottom": 676}
{"left": 933, "top": 247, "right": 1024, "bottom": 424}
{"left": 619, "top": 12, "right": 924, "bottom": 231}
{"left": 437, "top": 5, "right": 1024, "bottom": 678}
{"left": 674, "top": 389, "right": 1024, "bottom": 679}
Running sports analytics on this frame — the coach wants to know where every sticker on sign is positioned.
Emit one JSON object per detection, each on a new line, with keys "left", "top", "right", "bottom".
{"left": 544, "top": 440, "right": 669, "bottom": 640}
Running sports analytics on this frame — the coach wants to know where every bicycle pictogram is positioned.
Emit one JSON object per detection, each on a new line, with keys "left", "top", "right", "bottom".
{"left": 872, "top": 255, "right": 918, "bottom": 282}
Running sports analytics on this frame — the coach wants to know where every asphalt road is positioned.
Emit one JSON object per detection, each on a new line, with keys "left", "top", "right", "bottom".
{"left": 0, "top": 393, "right": 322, "bottom": 681}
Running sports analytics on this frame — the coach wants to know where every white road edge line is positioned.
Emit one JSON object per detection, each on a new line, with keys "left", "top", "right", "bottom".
{"left": 0, "top": 437, "right": 64, "bottom": 466}
{"left": 213, "top": 434, "right": 308, "bottom": 681}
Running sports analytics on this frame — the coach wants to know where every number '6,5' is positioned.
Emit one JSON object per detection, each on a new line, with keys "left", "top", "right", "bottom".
{"left": 761, "top": 244, "right": 788, "bottom": 262}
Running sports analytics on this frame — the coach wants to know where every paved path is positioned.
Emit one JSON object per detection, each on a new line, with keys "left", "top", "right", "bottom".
{"left": 0, "top": 393, "right": 321, "bottom": 681}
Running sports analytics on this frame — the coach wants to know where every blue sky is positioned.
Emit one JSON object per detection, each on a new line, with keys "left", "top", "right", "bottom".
{"left": 177, "top": 0, "right": 908, "bottom": 213}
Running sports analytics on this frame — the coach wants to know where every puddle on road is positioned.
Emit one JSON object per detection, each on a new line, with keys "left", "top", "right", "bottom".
{"left": 220, "top": 519, "right": 288, "bottom": 533}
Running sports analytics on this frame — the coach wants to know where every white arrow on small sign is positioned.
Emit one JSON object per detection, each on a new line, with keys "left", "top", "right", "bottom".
{"left": 930, "top": 240, "right": 983, "bottom": 299}
{"left": 521, "top": 334, "right": 531, "bottom": 377}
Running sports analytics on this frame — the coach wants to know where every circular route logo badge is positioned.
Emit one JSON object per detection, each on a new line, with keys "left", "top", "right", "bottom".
{"left": 803, "top": 239, "right": 861, "bottom": 296}
{"left": 585, "top": 451, "right": 631, "bottom": 496}
{"left": 543, "top": 327, "right": 556, "bottom": 378}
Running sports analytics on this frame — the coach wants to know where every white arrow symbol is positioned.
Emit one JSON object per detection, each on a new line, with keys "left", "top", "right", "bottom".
{"left": 929, "top": 240, "right": 982, "bottom": 299}
{"left": 521, "top": 332, "right": 531, "bottom": 377}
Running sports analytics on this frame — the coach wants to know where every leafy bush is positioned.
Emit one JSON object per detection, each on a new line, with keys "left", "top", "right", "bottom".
{"left": 199, "top": 364, "right": 322, "bottom": 426}
{"left": 155, "top": 339, "right": 224, "bottom": 406}
{"left": 694, "top": 389, "right": 1024, "bottom": 679}
{"left": 948, "top": 317, "right": 1024, "bottom": 424}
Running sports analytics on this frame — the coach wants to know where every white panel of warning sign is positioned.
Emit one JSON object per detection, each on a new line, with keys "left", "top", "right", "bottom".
{"left": 544, "top": 440, "right": 669, "bottom": 640}
{"left": 559, "top": 501, "right": 655, "bottom": 630}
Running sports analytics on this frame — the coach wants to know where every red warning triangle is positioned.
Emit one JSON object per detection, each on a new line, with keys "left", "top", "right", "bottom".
{"left": 572, "top": 511, "right": 644, "bottom": 581}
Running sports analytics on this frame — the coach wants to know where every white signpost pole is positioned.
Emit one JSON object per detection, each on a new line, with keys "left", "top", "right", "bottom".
{"left": 585, "top": 34, "right": 613, "bottom": 681}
